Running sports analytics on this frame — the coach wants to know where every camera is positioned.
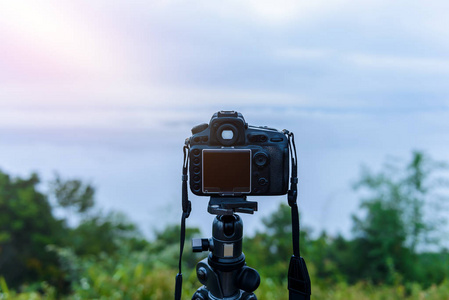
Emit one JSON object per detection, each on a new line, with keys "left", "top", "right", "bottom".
{"left": 188, "top": 111, "right": 289, "bottom": 196}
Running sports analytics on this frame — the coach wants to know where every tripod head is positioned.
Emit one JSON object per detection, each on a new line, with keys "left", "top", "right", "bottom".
{"left": 191, "top": 205, "right": 260, "bottom": 299}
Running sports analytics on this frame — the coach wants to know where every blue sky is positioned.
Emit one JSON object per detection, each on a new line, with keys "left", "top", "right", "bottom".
{"left": 0, "top": 1, "right": 448, "bottom": 238}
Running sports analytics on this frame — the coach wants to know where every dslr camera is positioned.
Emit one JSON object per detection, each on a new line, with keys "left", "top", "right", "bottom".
{"left": 189, "top": 111, "right": 289, "bottom": 196}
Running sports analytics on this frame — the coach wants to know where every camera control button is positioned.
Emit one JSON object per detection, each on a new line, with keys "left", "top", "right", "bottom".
{"left": 248, "top": 134, "right": 257, "bottom": 143}
{"left": 248, "top": 134, "right": 268, "bottom": 143}
{"left": 258, "top": 178, "right": 268, "bottom": 186}
{"left": 270, "top": 137, "right": 283, "bottom": 142}
{"left": 254, "top": 152, "right": 269, "bottom": 167}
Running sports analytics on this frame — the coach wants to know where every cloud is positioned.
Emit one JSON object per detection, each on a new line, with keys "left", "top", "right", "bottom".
{"left": 236, "top": 0, "right": 353, "bottom": 24}
{"left": 0, "top": 2, "right": 133, "bottom": 81}
{"left": 347, "top": 54, "right": 449, "bottom": 73}
{"left": 275, "top": 46, "right": 449, "bottom": 74}
{"left": 275, "top": 48, "right": 332, "bottom": 60}
{"left": 1, "top": 1, "right": 449, "bottom": 114}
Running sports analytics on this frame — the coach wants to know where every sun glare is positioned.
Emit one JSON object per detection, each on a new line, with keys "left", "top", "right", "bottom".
{"left": 0, "top": 2, "right": 125, "bottom": 79}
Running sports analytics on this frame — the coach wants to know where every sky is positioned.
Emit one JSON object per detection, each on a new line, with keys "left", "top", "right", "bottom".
{"left": 1, "top": 1, "right": 449, "bottom": 239}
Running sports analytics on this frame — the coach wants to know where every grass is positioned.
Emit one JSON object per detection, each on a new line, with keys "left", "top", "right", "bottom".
{"left": 2, "top": 272, "right": 449, "bottom": 300}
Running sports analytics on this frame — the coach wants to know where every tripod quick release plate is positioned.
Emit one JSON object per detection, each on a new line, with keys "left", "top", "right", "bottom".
{"left": 207, "top": 196, "right": 258, "bottom": 215}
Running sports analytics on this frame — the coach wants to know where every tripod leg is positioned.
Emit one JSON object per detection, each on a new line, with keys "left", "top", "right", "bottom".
{"left": 192, "top": 286, "right": 209, "bottom": 300}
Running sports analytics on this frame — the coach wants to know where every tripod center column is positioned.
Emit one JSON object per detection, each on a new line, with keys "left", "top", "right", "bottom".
{"left": 210, "top": 214, "right": 244, "bottom": 264}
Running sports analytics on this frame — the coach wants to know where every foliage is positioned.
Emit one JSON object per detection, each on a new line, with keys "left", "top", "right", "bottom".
{"left": 350, "top": 151, "right": 449, "bottom": 285}
{"left": 63, "top": 211, "right": 144, "bottom": 257}
{"left": 0, "top": 171, "right": 144, "bottom": 294}
{"left": 3, "top": 273, "right": 449, "bottom": 300}
{"left": 0, "top": 171, "right": 65, "bottom": 290}
{"left": 148, "top": 224, "right": 202, "bottom": 270}
{"left": 50, "top": 173, "right": 95, "bottom": 214}
{"left": 47, "top": 225, "right": 203, "bottom": 299}
{"left": 244, "top": 203, "right": 310, "bottom": 282}
{"left": 1, "top": 150, "right": 449, "bottom": 299}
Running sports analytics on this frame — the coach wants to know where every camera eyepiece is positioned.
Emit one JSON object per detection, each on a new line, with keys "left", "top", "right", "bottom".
{"left": 217, "top": 124, "right": 239, "bottom": 146}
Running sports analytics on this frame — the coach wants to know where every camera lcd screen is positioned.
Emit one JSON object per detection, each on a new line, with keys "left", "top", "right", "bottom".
{"left": 202, "top": 149, "right": 251, "bottom": 194}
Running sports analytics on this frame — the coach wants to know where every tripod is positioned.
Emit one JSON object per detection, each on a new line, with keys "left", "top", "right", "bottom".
{"left": 176, "top": 128, "right": 311, "bottom": 300}
{"left": 191, "top": 196, "right": 260, "bottom": 300}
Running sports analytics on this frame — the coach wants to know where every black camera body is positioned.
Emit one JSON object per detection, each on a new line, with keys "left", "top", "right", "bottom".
{"left": 189, "top": 111, "right": 289, "bottom": 196}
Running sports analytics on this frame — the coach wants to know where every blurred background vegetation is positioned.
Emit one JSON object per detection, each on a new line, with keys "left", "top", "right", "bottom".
{"left": 1, "top": 151, "right": 449, "bottom": 299}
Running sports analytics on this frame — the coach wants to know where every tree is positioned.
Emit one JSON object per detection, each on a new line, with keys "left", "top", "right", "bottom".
{"left": 351, "top": 151, "right": 449, "bottom": 284}
{"left": 50, "top": 173, "right": 95, "bottom": 215}
{"left": 0, "top": 170, "right": 65, "bottom": 289}
{"left": 352, "top": 198, "right": 412, "bottom": 284}
{"left": 65, "top": 211, "right": 142, "bottom": 257}
{"left": 0, "top": 169, "right": 145, "bottom": 294}
{"left": 49, "top": 174, "right": 145, "bottom": 257}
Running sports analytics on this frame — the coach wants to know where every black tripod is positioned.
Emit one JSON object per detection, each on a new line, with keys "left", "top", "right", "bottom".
{"left": 191, "top": 196, "right": 260, "bottom": 300}
{"left": 175, "top": 130, "right": 311, "bottom": 300}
